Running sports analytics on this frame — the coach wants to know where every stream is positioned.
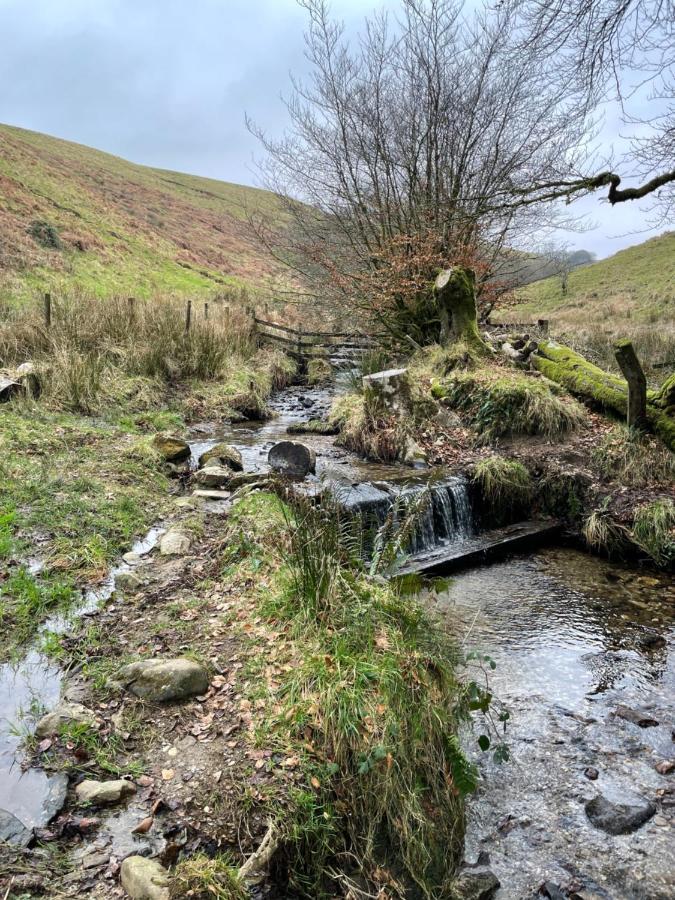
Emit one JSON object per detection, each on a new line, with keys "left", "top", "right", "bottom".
{"left": 2, "top": 381, "right": 673, "bottom": 898}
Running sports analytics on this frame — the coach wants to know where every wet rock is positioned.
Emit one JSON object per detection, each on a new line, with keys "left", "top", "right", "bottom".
{"left": 152, "top": 434, "right": 191, "bottom": 463}
{"left": 451, "top": 854, "right": 500, "bottom": 899}
{"left": 402, "top": 436, "right": 427, "bottom": 467}
{"left": 655, "top": 760, "right": 675, "bottom": 775}
{"left": 0, "top": 375, "right": 21, "bottom": 402}
{"left": 0, "top": 809, "right": 32, "bottom": 847}
{"left": 43, "top": 772, "right": 69, "bottom": 822}
{"left": 584, "top": 766, "right": 599, "bottom": 781}
{"left": 198, "top": 442, "right": 243, "bottom": 471}
{"left": 116, "top": 571, "right": 146, "bottom": 592}
{"left": 614, "top": 704, "right": 659, "bottom": 728}
{"left": 115, "top": 657, "right": 209, "bottom": 702}
{"left": 585, "top": 794, "right": 656, "bottom": 834}
{"left": 35, "top": 702, "right": 97, "bottom": 738}
{"left": 120, "top": 855, "right": 170, "bottom": 899}
{"left": 638, "top": 631, "right": 667, "bottom": 652}
{"left": 159, "top": 528, "right": 191, "bottom": 556}
{"left": 268, "top": 441, "right": 316, "bottom": 477}
{"left": 194, "top": 464, "right": 233, "bottom": 488}
{"left": 75, "top": 778, "right": 136, "bottom": 806}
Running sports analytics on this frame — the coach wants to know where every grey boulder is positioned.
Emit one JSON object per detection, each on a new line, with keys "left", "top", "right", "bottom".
{"left": 152, "top": 433, "right": 191, "bottom": 463}
{"left": 35, "top": 702, "right": 97, "bottom": 738}
{"left": 75, "top": 778, "right": 136, "bottom": 806}
{"left": 194, "top": 465, "right": 233, "bottom": 488}
{"left": 0, "top": 809, "right": 32, "bottom": 847}
{"left": 198, "top": 442, "right": 243, "bottom": 471}
{"left": 268, "top": 440, "right": 316, "bottom": 477}
{"left": 159, "top": 528, "right": 191, "bottom": 556}
{"left": 585, "top": 794, "right": 656, "bottom": 835}
{"left": 115, "top": 657, "right": 209, "bottom": 702}
{"left": 120, "top": 855, "right": 170, "bottom": 899}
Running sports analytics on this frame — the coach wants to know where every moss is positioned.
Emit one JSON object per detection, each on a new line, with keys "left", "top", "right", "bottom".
{"left": 287, "top": 419, "right": 339, "bottom": 436}
{"left": 170, "top": 854, "right": 246, "bottom": 899}
{"left": 434, "top": 267, "right": 489, "bottom": 354}
{"left": 533, "top": 341, "right": 675, "bottom": 450}
{"left": 306, "top": 357, "right": 333, "bottom": 385}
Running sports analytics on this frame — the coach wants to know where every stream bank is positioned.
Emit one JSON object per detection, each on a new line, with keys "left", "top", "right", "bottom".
{"left": 1, "top": 380, "right": 673, "bottom": 899}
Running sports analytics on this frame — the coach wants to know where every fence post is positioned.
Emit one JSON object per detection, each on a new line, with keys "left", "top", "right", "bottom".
{"left": 185, "top": 299, "right": 192, "bottom": 334}
{"left": 204, "top": 302, "right": 209, "bottom": 321}
{"left": 537, "top": 318, "right": 549, "bottom": 336}
{"left": 128, "top": 297, "right": 136, "bottom": 320}
{"left": 614, "top": 340, "right": 647, "bottom": 432}
{"left": 44, "top": 292, "right": 52, "bottom": 329}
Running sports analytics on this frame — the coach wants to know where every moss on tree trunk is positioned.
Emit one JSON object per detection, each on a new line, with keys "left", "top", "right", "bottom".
{"left": 433, "top": 267, "right": 489, "bottom": 353}
{"left": 532, "top": 341, "right": 675, "bottom": 450}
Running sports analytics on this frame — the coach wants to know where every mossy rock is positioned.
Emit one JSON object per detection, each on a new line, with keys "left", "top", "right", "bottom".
{"left": 198, "top": 442, "right": 243, "bottom": 471}
{"left": 152, "top": 433, "right": 191, "bottom": 463}
{"left": 287, "top": 419, "right": 339, "bottom": 436}
{"left": 307, "top": 357, "right": 334, "bottom": 385}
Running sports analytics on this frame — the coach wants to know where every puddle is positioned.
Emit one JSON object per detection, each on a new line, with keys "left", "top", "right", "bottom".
{"left": 0, "top": 526, "right": 164, "bottom": 830}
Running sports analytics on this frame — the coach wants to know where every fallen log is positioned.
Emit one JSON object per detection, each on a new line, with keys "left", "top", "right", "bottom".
{"left": 531, "top": 340, "right": 675, "bottom": 451}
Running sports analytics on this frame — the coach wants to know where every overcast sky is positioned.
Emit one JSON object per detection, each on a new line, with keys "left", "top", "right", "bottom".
{"left": 0, "top": 0, "right": 667, "bottom": 259}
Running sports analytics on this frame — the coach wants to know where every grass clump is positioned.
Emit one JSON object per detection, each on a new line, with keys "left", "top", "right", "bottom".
{"left": 591, "top": 425, "right": 675, "bottom": 488}
{"left": 0, "top": 567, "right": 75, "bottom": 647}
{"left": 226, "top": 493, "right": 476, "bottom": 898}
{"left": 472, "top": 456, "right": 532, "bottom": 524}
{"left": 632, "top": 499, "right": 675, "bottom": 569}
{"left": 306, "top": 356, "right": 333, "bottom": 385}
{"left": 287, "top": 419, "right": 339, "bottom": 436}
{"left": 170, "top": 853, "right": 246, "bottom": 899}
{"left": 582, "top": 509, "right": 630, "bottom": 559}
{"left": 328, "top": 392, "right": 409, "bottom": 462}
{"left": 442, "top": 366, "right": 587, "bottom": 443}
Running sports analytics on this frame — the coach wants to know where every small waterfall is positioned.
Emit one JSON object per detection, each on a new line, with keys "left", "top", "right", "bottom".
{"left": 337, "top": 476, "right": 474, "bottom": 558}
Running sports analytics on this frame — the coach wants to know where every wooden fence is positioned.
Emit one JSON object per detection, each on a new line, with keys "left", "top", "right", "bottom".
{"left": 253, "top": 316, "right": 375, "bottom": 361}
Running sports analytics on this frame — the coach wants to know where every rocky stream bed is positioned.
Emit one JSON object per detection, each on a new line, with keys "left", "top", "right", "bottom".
{"left": 1, "top": 382, "right": 673, "bottom": 899}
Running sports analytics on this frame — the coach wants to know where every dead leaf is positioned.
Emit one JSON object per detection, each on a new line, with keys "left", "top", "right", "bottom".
{"left": 310, "top": 776, "right": 321, "bottom": 789}
{"left": 132, "top": 816, "right": 154, "bottom": 834}
{"left": 161, "top": 769, "right": 175, "bottom": 781}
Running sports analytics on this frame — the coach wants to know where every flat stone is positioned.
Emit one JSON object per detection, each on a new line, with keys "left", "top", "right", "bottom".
{"left": 120, "top": 855, "right": 170, "bottom": 899}
{"left": 614, "top": 704, "right": 659, "bottom": 728}
{"left": 35, "top": 702, "right": 97, "bottom": 738}
{"left": 159, "top": 528, "right": 191, "bottom": 556}
{"left": 268, "top": 440, "right": 316, "bottom": 477}
{"left": 116, "top": 571, "right": 145, "bottom": 592}
{"left": 192, "top": 489, "right": 231, "bottom": 500}
{"left": 115, "top": 657, "right": 209, "bottom": 702}
{"left": 75, "top": 779, "right": 136, "bottom": 806}
{"left": 198, "top": 442, "right": 243, "bottom": 471}
{"left": 194, "top": 465, "right": 233, "bottom": 488}
{"left": 585, "top": 794, "right": 656, "bottom": 835}
{"left": 0, "top": 809, "right": 32, "bottom": 847}
{"left": 152, "top": 433, "right": 191, "bottom": 463}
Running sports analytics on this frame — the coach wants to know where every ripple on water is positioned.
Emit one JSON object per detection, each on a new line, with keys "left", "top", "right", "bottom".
{"left": 431, "top": 548, "right": 675, "bottom": 898}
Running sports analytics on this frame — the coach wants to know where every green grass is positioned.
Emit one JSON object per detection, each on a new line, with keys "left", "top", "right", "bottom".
{"left": 224, "top": 493, "right": 480, "bottom": 898}
{"left": 510, "top": 232, "right": 675, "bottom": 372}
{"left": 472, "top": 456, "right": 532, "bottom": 524}
{"left": 591, "top": 426, "right": 675, "bottom": 488}
{"left": 0, "top": 122, "right": 293, "bottom": 304}
{"left": 632, "top": 499, "right": 675, "bottom": 569}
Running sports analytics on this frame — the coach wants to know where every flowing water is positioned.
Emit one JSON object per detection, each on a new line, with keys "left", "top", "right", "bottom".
{"left": 3, "top": 381, "right": 674, "bottom": 900}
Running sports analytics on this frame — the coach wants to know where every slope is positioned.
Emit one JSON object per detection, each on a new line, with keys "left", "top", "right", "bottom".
{"left": 0, "top": 123, "right": 287, "bottom": 304}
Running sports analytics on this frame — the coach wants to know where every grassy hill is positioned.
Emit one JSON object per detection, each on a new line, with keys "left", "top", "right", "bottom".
{"left": 0, "top": 123, "right": 288, "bottom": 304}
{"left": 509, "top": 231, "right": 675, "bottom": 371}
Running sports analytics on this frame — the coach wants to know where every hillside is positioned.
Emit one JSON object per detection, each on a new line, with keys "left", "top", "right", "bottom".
{"left": 509, "top": 231, "right": 675, "bottom": 370}
{"left": 0, "top": 123, "right": 288, "bottom": 304}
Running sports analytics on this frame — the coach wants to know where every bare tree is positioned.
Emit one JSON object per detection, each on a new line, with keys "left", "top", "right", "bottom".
{"left": 248, "top": 0, "right": 592, "bottom": 342}
{"left": 507, "top": 0, "right": 675, "bottom": 217}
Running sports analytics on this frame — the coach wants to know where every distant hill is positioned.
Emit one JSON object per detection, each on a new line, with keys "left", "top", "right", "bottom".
{"left": 507, "top": 231, "right": 675, "bottom": 370}
{"left": 0, "top": 123, "right": 288, "bottom": 304}
{"left": 510, "top": 232, "right": 675, "bottom": 321}
{"left": 495, "top": 248, "right": 595, "bottom": 289}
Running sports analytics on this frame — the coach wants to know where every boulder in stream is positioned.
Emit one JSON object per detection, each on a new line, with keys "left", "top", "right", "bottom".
{"left": 159, "top": 528, "right": 191, "bottom": 556}
{"left": 120, "top": 855, "right": 170, "bottom": 899}
{"left": 198, "top": 442, "right": 243, "bottom": 471}
{"left": 152, "top": 433, "right": 191, "bottom": 463}
{"left": 194, "top": 464, "right": 233, "bottom": 488}
{"left": 585, "top": 794, "right": 656, "bottom": 834}
{"left": 35, "top": 702, "right": 97, "bottom": 738}
{"left": 613, "top": 704, "right": 659, "bottom": 728}
{"left": 268, "top": 440, "right": 316, "bottom": 477}
{"left": 450, "top": 853, "right": 500, "bottom": 899}
{"left": 75, "top": 778, "right": 136, "bottom": 807}
{"left": 114, "top": 657, "right": 209, "bottom": 702}
{"left": 0, "top": 808, "right": 32, "bottom": 847}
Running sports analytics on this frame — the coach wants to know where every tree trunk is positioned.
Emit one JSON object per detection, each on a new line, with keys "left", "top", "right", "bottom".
{"left": 433, "top": 267, "right": 489, "bottom": 353}
{"left": 531, "top": 340, "right": 675, "bottom": 450}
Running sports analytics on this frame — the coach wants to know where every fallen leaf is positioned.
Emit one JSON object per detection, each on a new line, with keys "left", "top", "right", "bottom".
{"left": 161, "top": 769, "right": 175, "bottom": 781}
{"left": 310, "top": 777, "right": 321, "bottom": 789}
{"left": 132, "top": 816, "right": 154, "bottom": 834}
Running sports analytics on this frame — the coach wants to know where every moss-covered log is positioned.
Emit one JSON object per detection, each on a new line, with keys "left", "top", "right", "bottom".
{"left": 532, "top": 341, "right": 675, "bottom": 450}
